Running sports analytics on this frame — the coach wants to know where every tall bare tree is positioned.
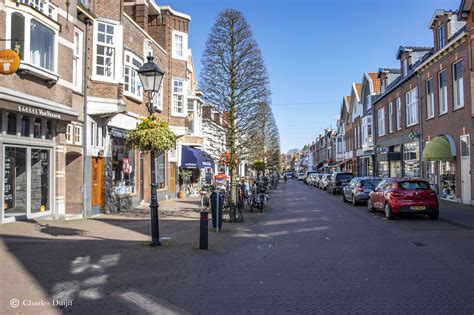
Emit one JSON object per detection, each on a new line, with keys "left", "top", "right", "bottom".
{"left": 201, "top": 9, "right": 273, "bottom": 212}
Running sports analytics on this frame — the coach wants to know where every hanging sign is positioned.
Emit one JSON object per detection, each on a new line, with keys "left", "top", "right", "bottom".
{"left": 0, "top": 49, "right": 20, "bottom": 75}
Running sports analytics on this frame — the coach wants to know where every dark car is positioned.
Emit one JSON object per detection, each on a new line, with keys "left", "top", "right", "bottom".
{"left": 327, "top": 172, "right": 354, "bottom": 195}
{"left": 343, "top": 177, "right": 381, "bottom": 205}
{"left": 368, "top": 178, "right": 439, "bottom": 220}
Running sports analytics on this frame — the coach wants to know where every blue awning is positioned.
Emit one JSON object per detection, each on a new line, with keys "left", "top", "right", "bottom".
{"left": 180, "top": 146, "right": 215, "bottom": 169}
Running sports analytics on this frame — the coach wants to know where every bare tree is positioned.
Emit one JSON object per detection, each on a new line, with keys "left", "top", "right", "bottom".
{"left": 201, "top": 9, "right": 274, "bottom": 213}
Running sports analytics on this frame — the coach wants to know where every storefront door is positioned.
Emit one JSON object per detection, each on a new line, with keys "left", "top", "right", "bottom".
{"left": 91, "top": 157, "right": 105, "bottom": 209}
{"left": 461, "top": 135, "right": 471, "bottom": 204}
{"left": 3, "top": 145, "right": 52, "bottom": 221}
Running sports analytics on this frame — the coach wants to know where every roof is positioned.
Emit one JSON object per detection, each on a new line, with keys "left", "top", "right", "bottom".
{"left": 367, "top": 72, "right": 381, "bottom": 93}
{"left": 396, "top": 46, "right": 433, "bottom": 59}
{"left": 345, "top": 95, "right": 351, "bottom": 105}
{"left": 354, "top": 83, "right": 361, "bottom": 96}
{"left": 159, "top": 5, "right": 191, "bottom": 21}
{"left": 377, "top": 68, "right": 401, "bottom": 78}
{"left": 429, "top": 9, "right": 456, "bottom": 28}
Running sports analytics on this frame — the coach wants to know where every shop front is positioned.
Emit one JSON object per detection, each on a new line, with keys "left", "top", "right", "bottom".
{"left": 376, "top": 145, "right": 402, "bottom": 178}
{"left": 0, "top": 102, "right": 79, "bottom": 223}
{"left": 403, "top": 141, "right": 420, "bottom": 178}
{"left": 359, "top": 155, "right": 374, "bottom": 177}
{"left": 423, "top": 135, "right": 457, "bottom": 202}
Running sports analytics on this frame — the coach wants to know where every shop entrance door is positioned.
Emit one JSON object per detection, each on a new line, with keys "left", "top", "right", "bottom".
{"left": 170, "top": 162, "right": 176, "bottom": 194}
{"left": 461, "top": 135, "right": 471, "bottom": 204}
{"left": 92, "top": 157, "right": 105, "bottom": 209}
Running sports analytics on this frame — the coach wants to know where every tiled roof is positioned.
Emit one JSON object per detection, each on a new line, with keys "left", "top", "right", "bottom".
{"left": 368, "top": 72, "right": 381, "bottom": 93}
{"left": 354, "top": 83, "right": 361, "bottom": 96}
{"left": 345, "top": 95, "right": 351, "bottom": 105}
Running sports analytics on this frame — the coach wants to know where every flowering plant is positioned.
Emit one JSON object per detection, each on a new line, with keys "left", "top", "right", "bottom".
{"left": 128, "top": 114, "right": 176, "bottom": 151}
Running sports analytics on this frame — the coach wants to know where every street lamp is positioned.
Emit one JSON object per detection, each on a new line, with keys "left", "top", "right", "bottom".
{"left": 138, "top": 54, "right": 165, "bottom": 246}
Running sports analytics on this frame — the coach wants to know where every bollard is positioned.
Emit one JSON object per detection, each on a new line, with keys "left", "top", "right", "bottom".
{"left": 200, "top": 211, "right": 208, "bottom": 250}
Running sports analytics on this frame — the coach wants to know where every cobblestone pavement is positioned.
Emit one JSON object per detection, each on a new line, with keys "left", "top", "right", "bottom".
{"left": 1, "top": 181, "right": 473, "bottom": 314}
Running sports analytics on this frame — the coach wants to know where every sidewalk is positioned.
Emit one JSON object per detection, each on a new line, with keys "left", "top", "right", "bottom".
{"left": 438, "top": 200, "right": 474, "bottom": 230}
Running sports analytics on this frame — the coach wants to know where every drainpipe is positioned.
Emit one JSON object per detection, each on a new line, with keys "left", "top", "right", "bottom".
{"left": 82, "top": 18, "right": 91, "bottom": 218}
{"left": 417, "top": 72, "right": 424, "bottom": 179}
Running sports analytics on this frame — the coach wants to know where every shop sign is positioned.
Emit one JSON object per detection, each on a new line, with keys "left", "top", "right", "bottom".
{"left": 18, "top": 105, "right": 62, "bottom": 119}
{"left": 0, "top": 49, "right": 20, "bottom": 75}
{"left": 110, "top": 127, "right": 128, "bottom": 139}
{"left": 122, "top": 158, "right": 130, "bottom": 174}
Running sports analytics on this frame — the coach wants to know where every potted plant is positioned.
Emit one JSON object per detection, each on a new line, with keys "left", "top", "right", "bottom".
{"left": 128, "top": 114, "right": 176, "bottom": 152}
{"left": 178, "top": 169, "right": 193, "bottom": 199}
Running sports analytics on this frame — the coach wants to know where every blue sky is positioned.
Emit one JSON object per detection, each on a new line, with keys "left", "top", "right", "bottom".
{"left": 162, "top": 0, "right": 461, "bottom": 153}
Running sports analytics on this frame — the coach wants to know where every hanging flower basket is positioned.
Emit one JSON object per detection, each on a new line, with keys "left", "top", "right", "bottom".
{"left": 127, "top": 114, "right": 176, "bottom": 151}
{"left": 219, "top": 151, "right": 239, "bottom": 166}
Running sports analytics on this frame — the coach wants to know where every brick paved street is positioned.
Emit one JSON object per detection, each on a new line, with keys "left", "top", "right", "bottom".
{"left": 1, "top": 180, "right": 474, "bottom": 314}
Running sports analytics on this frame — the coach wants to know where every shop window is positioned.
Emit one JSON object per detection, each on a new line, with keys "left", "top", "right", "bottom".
{"left": 30, "top": 149, "right": 50, "bottom": 213}
{"left": 403, "top": 142, "right": 420, "bottom": 178}
{"left": 439, "top": 161, "right": 456, "bottom": 200}
{"left": 156, "top": 151, "right": 166, "bottom": 189}
{"left": 112, "top": 136, "right": 136, "bottom": 194}
{"left": 34, "top": 118, "right": 42, "bottom": 138}
{"left": 7, "top": 113, "right": 17, "bottom": 135}
{"left": 378, "top": 161, "right": 389, "bottom": 178}
{"left": 21, "top": 116, "right": 30, "bottom": 137}
{"left": 4, "top": 147, "right": 27, "bottom": 217}
{"left": 45, "top": 120, "right": 52, "bottom": 139}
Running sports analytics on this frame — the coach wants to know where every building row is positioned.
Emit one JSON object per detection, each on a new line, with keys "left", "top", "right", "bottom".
{"left": 297, "top": 1, "right": 474, "bottom": 205}
{"left": 0, "top": 0, "right": 232, "bottom": 224}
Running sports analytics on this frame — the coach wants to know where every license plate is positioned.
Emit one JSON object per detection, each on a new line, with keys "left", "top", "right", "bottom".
{"left": 411, "top": 206, "right": 426, "bottom": 211}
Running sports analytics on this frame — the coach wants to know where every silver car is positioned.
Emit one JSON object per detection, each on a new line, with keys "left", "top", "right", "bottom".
{"left": 343, "top": 177, "right": 381, "bottom": 205}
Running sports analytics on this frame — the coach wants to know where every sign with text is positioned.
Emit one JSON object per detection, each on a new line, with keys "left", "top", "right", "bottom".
{"left": 0, "top": 49, "right": 20, "bottom": 75}
{"left": 17, "top": 105, "right": 62, "bottom": 119}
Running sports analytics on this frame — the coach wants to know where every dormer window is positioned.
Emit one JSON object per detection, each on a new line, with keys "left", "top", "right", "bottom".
{"left": 437, "top": 24, "right": 445, "bottom": 50}
{"left": 402, "top": 59, "right": 408, "bottom": 77}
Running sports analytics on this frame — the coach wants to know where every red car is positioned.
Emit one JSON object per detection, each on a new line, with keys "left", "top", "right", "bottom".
{"left": 368, "top": 178, "right": 439, "bottom": 220}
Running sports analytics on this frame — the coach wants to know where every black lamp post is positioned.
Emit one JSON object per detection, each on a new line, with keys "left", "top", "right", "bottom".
{"left": 138, "top": 54, "right": 165, "bottom": 246}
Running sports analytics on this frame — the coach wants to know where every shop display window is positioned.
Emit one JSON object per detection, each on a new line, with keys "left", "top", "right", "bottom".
{"left": 439, "top": 161, "right": 456, "bottom": 201}
{"left": 111, "top": 136, "right": 136, "bottom": 195}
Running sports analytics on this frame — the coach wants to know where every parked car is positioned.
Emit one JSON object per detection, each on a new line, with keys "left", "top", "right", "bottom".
{"left": 297, "top": 172, "right": 306, "bottom": 181}
{"left": 285, "top": 171, "right": 293, "bottom": 179}
{"left": 368, "top": 178, "right": 439, "bottom": 220}
{"left": 318, "top": 174, "right": 330, "bottom": 190}
{"left": 327, "top": 172, "right": 354, "bottom": 195}
{"left": 343, "top": 177, "right": 381, "bottom": 205}
{"left": 313, "top": 173, "right": 325, "bottom": 187}
{"left": 307, "top": 173, "right": 319, "bottom": 186}
{"left": 303, "top": 171, "right": 318, "bottom": 184}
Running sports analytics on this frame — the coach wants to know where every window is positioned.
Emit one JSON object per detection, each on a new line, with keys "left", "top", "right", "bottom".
{"left": 124, "top": 52, "right": 143, "bottom": 100}
{"left": 34, "top": 118, "right": 42, "bottom": 138}
{"left": 151, "top": 85, "right": 163, "bottom": 112}
{"left": 388, "top": 102, "right": 393, "bottom": 133}
{"left": 7, "top": 113, "right": 17, "bottom": 135}
{"left": 156, "top": 151, "right": 166, "bottom": 189}
{"left": 396, "top": 97, "right": 401, "bottom": 130}
{"left": 378, "top": 108, "right": 385, "bottom": 137}
{"left": 101, "top": 126, "right": 106, "bottom": 147}
{"left": 9, "top": 10, "right": 57, "bottom": 73}
{"left": 74, "top": 125, "right": 82, "bottom": 144}
{"left": 453, "top": 60, "right": 464, "bottom": 109}
{"left": 91, "top": 122, "right": 97, "bottom": 147}
{"left": 438, "top": 70, "right": 448, "bottom": 114}
{"left": 30, "top": 19, "right": 55, "bottom": 71}
{"left": 21, "top": 116, "right": 30, "bottom": 137}
{"left": 16, "top": 0, "right": 58, "bottom": 21}
{"left": 73, "top": 28, "right": 83, "bottom": 92}
{"left": 95, "top": 21, "right": 115, "bottom": 79}
{"left": 426, "top": 78, "right": 434, "bottom": 118}
{"left": 405, "top": 87, "right": 418, "bottom": 127}
{"left": 66, "top": 124, "right": 73, "bottom": 143}
{"left": 174, "top": 33, "right": 183, "bottom": 57}
{"left": 402, "top": 59, "right": 408, "bottom": 77}
{"left": 172, "top": 79, "right": 185, "bottom": 115}
{"left": 437, "top": 25, "right": 445, "bottom": 50}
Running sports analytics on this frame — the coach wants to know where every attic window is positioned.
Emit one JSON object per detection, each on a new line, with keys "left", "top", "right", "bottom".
{"left": 437, "top": 24, "right": 445, "bottom": 50}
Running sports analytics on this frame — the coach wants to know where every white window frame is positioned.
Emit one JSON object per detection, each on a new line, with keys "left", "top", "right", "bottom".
{"left": 172, "top": 30, "right": 188, "bottom": 61}
{"left": 172, "top": 78, "right": 187, "bottom": 117}
{"left": 73, "top": 27, "right": 83, "bottom": 92}
{"left": 396, "top": 97, "right": 401, "bottom": 130}
{"left": 66, "top": 124, "right": 73, "bottom": 144}
{"left": 426, "top": 78, "right": 435, "bottom": 119}
{"left": 453, "top": 60, "right": 464, "bottom": 109}
{"left": 437, "top": 24, "right": 445, "bottom": 50}
{"left": 438, "top": 70, "right": 448, "bottom": 115}
{"left": 74, "top": 125, "right": 82, "bottom": 145}
{"left": 123, "top": 50, "right": 143, "bottom": 102}
{"left": 388, "top": 102, "right": 393, "bottom": 133}
{"left": 405, "top": 87, "right": 418, "bottom": 127}
{"left": 91, "top": 121, "right": 97, "bottom": 147}
{"left": 5, "top": 8, "right": 59, "bottom": 77}
{"left": 92, "top": 19, "right": 122, "bottom": 83}
{"left": 151, "top": 85, "right": 164, "bottom": 112}
{"left": 378, "top": 108, "right": 385, "bottom": 137}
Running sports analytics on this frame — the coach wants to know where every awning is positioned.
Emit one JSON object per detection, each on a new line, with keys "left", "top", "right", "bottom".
{"left": 423, "top": 136, "right": 456, "bottom": 161}
{"left": 180, "top": 145, "right": 215, "bottom": 169}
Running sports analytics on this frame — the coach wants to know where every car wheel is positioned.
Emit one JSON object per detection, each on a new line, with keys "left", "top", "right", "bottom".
{"left": 352, "top": 195, "right": 358, "bottom": 206}
{"left": 428, "top": 210, "right": 439, "bottom": 220}
{"left": 331, "top": 187, "right": 336, "bottom": 195}
{"left": 367, "top": 198, "right": 374, "bottom": 212}
{"left": 384, "top": 203, "right": 395, "bottom": 220}
{"left": 342, "top": 193, "right": 347, "bottom": 202}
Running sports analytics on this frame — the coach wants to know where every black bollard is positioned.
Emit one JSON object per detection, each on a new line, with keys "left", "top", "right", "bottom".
{"left": 200, "top": 211, "right": 208, "bottom": 250}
